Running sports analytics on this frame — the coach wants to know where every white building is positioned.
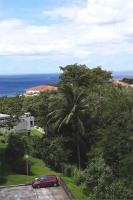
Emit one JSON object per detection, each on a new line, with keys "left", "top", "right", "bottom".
{"left": 0, "top": 114, "right": 10, "bottom": 121}
{"left": 0, "top": 112, "right": 34, "bottom": 133}
{"left": 0, "top": 114, "right": 11, "bottom": 133}
{"left": 13, "top": 113, "right": 34, "bottom": 133}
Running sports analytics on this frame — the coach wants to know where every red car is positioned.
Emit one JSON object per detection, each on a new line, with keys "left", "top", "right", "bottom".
{"left": 32, "top": 175, "right": 59, "bottom": 188}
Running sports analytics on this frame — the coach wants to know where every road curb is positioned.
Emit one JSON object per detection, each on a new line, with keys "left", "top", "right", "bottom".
{"left": 0, "top": 178, "right": 75, "bottom": 200}
{"left": 0, "top": 183, "right": 31, "bottom": 190}
{"left": 59, "top": 178, "right": 75, "bottom": 200}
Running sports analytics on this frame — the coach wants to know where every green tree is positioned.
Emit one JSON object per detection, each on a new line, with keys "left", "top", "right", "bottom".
{"left": 88, "top": 86, "right": 133, "bottom": 179}
{"left": 5, "top": 133, "right": 28, "bottom": 163}
{"left": 48, "top": 84, "right": 88, "bottom": 170}
{"left": 22, "top": 92, "right": 51, "bottom": 129}
{"left": 83, "top": 157, "right": 133, "bottom": 200}
{"left": 0, "top": 96, "right": 24, "bottom": 116}
{"left": 121, "top": 78, "right": 133, "bottom": 84}
{"left": 60, "top": 64, "right": 112, "bottom": 87}
{"left": 41, "top": 136, "right": 70, "bottom": 171}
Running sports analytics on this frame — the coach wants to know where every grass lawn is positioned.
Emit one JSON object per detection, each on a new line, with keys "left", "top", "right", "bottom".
{"left": 0, "top": 156, "right": 87, "bottom": 199}
{"left": 31, "top": 129, "right": 43, "bottom": 138}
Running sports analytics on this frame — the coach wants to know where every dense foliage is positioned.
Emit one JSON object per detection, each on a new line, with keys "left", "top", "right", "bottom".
{"left": 5, "top": 133, "right": 31, "bottom": 174}
{"left": 60, "top": 64, "right": 112, "bottom": 86}
{"left": 0, "top": 64, "right": 133, "bottom": 199}
{"left": 122, "top": 78, "right": 133, "bottom": 84}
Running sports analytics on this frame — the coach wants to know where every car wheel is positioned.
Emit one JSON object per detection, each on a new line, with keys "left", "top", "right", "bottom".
{"left": 37, "top": 185, "right": 40, "bottom": 189}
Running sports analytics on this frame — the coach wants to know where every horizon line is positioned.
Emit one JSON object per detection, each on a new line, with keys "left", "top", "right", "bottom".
{"left": 1, "top": 70, "right": 133, "bottom": 76}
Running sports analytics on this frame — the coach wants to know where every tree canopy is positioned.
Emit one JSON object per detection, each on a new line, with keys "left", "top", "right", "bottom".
{"left": 0, "top": 64, "right": 132, "bottom": 199}
{"left": 59, "top": 64, "right": 112, "bottom": 87}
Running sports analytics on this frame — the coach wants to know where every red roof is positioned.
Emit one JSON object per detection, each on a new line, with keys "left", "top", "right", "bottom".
{"left": 112, "top": 81, "right": 130, "bottom": 87}
{"left": 112, "top": 81, "right": 133, "bottom": 89}
{"left": 26, "top": 85, "right": 57, "bottom": 93}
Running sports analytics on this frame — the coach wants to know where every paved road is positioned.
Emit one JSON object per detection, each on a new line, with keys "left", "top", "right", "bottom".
{"left": 0, "top": 185, "right": 70, "bottom": 200}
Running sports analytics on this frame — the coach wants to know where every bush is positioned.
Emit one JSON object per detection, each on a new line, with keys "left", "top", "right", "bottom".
{"left": 82, "top": 157, "right": 133, "bottom": 200}
{"left": 12, "top": 157, "right": 31, "bottom": 175}
{"left": 41, "top": 136, "right": 70, "bottom": 171}
{"left": 0, "top": 176, "right": 7, "bottom": 184}
{"left": 73, "top": 170, "right": 85, "bottom": 185}
{"left": 82, "top": 157, "right": 113, "bottom": 197}
{"left": 5, "top": 133, "right": 29, "bottom": 163}
{"left": 107, "top": 180, "right": 133, "bottom": 200}
{"left": 62, "top": 164, "right": 73, "bottom": 177}
{"left": 72, "top": 167, "right": 85, "bottom": 185}
{"left": 119, "top": 151, "right": 133, "bottom": 182}
{"left": 62, "top": 164, "right": 85, "bottom": 185}
{"left": 1, "top": 139, "right": 5, "bottom": 144}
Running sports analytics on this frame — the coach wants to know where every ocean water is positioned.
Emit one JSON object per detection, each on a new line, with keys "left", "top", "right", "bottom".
{"left": 0, "top": 74, "right": 60, "bottom": 97}
{"left": 0, "top": 72, "right": 133, "bottom": 97}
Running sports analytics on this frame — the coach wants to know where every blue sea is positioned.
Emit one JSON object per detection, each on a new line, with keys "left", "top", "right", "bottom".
{"left": 0, "top": 74, "right": 60, "bottom": 97}
{"left": 0, "top": 71, "right": 133, "bottom": 97}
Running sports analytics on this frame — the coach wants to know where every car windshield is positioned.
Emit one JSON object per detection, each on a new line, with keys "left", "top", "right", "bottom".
{"left": 35, "top": 176, "right": 47, "bottom": 181}
{"left": 35, "top": 175, "right": 56, "bottom": 181}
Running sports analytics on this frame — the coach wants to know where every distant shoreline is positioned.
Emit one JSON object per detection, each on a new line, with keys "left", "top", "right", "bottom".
{"left": 0, "top": 72, "right": 133, "bottom": 97}
{"left": 0, "top": 70, "right": 133, "bottom": 76}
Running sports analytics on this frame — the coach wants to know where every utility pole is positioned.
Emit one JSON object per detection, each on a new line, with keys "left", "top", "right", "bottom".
{"left": 25, "top": 154, "right": 29, "bottom": 176}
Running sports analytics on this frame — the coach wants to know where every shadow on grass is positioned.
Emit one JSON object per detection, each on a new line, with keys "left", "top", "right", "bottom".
{"left": 0, "top": 161, "right": 34, "bottom": 185}
{"left": 0, "top": 176, "right": 7, "bottom": 184}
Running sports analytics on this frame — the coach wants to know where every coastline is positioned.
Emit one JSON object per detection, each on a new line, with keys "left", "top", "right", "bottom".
{"left": 0, "top": 72, "right": 133, "bottom": 97}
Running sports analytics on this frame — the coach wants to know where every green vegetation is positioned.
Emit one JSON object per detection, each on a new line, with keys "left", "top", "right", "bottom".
{"left": 31, "top": 129, "right": 43, "bottom": 138}
{"left": 0, "top": 154, "right": 86, "bottom": 199}
{"left": 0, "top": 142, "right": 6, "bottom": 152}
{"left": 122, "top": 77, "right": 133, "bottom": 84}
{"left": 0, "top": 157, "right": 55, "bottom": 185}
{"left": 0, "top": 133, "right": 5, "bottom": 143}
{"left": 0, "top": 64, "right": 133, "bottom": 199}
{"left": 62, "top": 176, "right": 86, "bottom": 200}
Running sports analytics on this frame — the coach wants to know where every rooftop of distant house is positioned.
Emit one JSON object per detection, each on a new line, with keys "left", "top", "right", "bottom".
{"left": 0, "top": 114, "right": 10, "bottom": 120}
{"left": 112, "top": 80, "right": 133, "bottom": 88}
{"left": 26, "top": 85, "right": 58, "bottom": 93}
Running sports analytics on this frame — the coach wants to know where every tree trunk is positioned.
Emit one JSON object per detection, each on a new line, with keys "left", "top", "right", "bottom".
{"left": 77, "top": 141, "right": 81, "bottom": 170}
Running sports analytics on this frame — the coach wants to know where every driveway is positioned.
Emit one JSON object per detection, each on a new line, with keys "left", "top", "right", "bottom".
{"left": 0, "top": 185, "right": 71, "bottom": 200}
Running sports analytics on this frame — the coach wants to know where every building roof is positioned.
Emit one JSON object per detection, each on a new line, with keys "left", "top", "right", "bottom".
{"left": 112, "top": 80, "right": 133, "bottom": 90}
{"left": 112, "top": 81, "right": 131, "bottom": 87}
{"left": 26, "top": 85, "right": 57, "bottom": 93}
{"left": 0, "top": 114, "right": 10, "bottom": 119}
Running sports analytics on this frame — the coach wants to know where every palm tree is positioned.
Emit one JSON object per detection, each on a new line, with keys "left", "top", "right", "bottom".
{"left": 48, "top": 84, "right": 88, "bottom": 170}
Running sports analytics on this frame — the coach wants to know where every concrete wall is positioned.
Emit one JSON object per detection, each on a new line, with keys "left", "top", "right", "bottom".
{"left": 0, "top": 113, "right": 34, "bottom": 134}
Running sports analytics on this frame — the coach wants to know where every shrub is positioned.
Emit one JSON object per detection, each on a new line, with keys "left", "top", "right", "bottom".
{"left": 82, "top": 157, "right": 113, "bottom": 197}
{"left": 12, "top": 157, "right": 31, "bottom": 175}
{"left": 119, "top": 151, "right": 133, "bottom": 182}
{"left": 62, "top": 164, "right": 73, "bottom": 177}
{"left": 62, "top": 164, "right": 85, "bottom": 185}
{"left": 107, "top": 180, "right": 133, "bottom": 200}
{"left": 1, "top": 139, "right": 5, "bottom": 144}
{"left": 5, "top": 133, "right": 29, "bottom": 163}
{"left": 68, "top": 166, "right": 85, "bottom": 185}
{"left": 73, "top": 169, "right": 85, "bottom": 185}
{"left": 41, "top": 136, "right": 70, "bottom": 171}
{"left": 82, "top": 157, "right": 133, "bottom": 200}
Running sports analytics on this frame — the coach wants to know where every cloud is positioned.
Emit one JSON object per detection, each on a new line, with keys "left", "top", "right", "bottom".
{"left": 43, "top": 0, "right": 129, "bottom": 25}
{"left": 0, "top": 19, "right": 72, "bottom": 56}
{"left": 43, "top": 6, "right": 79, "bottom": 20}
{"left": 0, "top": 0, "right": 133, "bottom": 61}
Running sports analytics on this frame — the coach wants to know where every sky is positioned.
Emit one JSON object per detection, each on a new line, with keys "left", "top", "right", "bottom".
{"left": 0, "top": 0, "right": 133, "bottom": 74}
